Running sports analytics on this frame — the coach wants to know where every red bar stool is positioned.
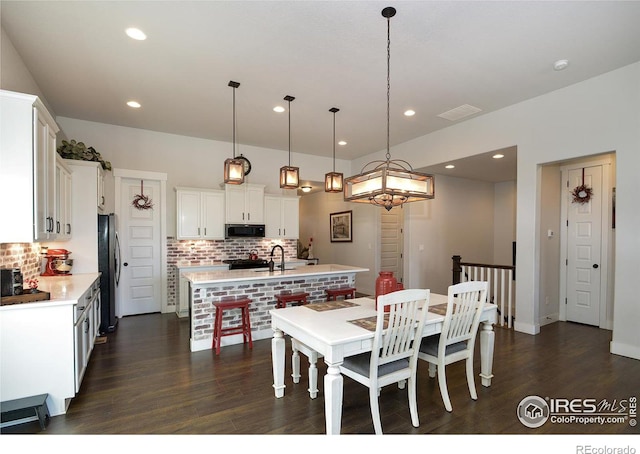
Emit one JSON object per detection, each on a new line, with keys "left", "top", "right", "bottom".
{"left": 325, "top": 287, "right": 356, "bottom": 301}
{"left": 275, "top": 291, "right": 310, "bottom": 309}
{"left": 212, "top": 296, "right": 253, "bottom": 355}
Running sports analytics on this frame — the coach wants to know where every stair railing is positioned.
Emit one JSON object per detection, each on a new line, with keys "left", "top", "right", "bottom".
{"left": 452, "top": 255, "right": 515, "bottom": 328}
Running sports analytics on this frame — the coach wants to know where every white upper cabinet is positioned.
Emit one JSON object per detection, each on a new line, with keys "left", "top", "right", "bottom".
{"left": 264, "top": 195, "right": 299, "bottom": 239}
{"left": 176, "top": 187, "right": 225, "bottom": 239}
{"left": 97, "top": 165, "right": 105, "bottom": 212}
{"left": 55, "top": 155, "right": 73, "bottom": 240}
{"left": 0, "top": 90, "right": 60, "bottom": 243}
{"left": 224, "top": 184, "right": 264, "bottom": 224}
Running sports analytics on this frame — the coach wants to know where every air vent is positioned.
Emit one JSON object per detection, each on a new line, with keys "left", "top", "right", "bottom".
{"left": 437, "top": 104, "right": 482, "bottom": 121}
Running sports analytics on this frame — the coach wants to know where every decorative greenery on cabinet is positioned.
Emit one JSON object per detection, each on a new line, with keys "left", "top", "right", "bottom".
{"left": 57, "top": 139, "right": 112, "bottom": 171}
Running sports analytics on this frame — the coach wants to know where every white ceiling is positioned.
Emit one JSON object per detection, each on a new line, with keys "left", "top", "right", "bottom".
{"left": 3, "top": 1, "right": 640, "bottom": 183}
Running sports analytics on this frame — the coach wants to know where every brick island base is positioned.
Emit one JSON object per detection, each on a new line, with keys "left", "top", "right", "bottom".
{"left": 183, "top": 264, "right": 369, "bottom": 352}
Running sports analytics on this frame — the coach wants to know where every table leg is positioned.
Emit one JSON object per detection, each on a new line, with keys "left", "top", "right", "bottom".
{"left": 324, "top": 362, "right": 343, "bottom": 435}
{"left": 272, "top": 329, "right": 286, "bottom": 398}
{"left": 479, "top": 321, "right": 495, "bottom": 387}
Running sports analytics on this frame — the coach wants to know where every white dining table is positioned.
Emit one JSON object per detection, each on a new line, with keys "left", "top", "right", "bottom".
{"left": 270, "top": 294, "right": 498, "bottom": 435}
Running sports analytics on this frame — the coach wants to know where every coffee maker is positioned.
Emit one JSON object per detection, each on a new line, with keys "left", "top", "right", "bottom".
{"left": 41, "top": 249, "right": 74, "bottom": 276}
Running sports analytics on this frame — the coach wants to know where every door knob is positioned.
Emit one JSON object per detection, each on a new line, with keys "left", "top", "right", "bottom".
{"left": 593, "top": 264, "right": 599, "bottom": 269}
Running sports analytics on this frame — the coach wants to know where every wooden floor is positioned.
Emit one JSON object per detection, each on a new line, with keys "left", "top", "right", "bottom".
{"left": 3, "top": 312, "right": 639, "bottom": 437}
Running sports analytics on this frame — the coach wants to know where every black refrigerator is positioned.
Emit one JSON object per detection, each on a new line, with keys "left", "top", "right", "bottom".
{"left": 98, "top": 213, "right": 120, "bottom": 334}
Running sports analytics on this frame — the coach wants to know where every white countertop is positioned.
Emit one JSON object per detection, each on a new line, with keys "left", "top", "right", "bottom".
{"left": 183, "top": 264, "right": 368, "bottom": 286}
{"left": 0, "top": 272, "right": 101, "bottom": 311}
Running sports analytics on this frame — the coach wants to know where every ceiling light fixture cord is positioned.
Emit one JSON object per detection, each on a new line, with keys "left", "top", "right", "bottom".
{"left": 288, "top": 97, "right": 292, "bottom": 166}
{"left": 333, "top": 109, "right": 337, "bottom": 171}
{"left": 386, "top": 10, "right": 391, "bottom": 163}
{"left": 233, "top": 84, "right": 237, "bottom": 158}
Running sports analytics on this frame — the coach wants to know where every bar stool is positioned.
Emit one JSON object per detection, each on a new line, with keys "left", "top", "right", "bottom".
{"left": 212, "top": 296, "right": 253, "bottom": 355}
{"left": 325, "top": 286, "right": 356, "bottom": 301}
{"left": 275, "top": 291, "right": 309, "bottom": 309}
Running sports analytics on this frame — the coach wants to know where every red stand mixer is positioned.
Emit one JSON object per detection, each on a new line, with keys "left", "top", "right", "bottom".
{"left": 41, "top": 249, "right": 74, "bottom": 276}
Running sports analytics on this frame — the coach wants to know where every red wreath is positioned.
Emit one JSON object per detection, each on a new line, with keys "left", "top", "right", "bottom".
{"left": 571, "top": 169, "right": 593, "bottom": 205}
{"left": 132, "top": 180, "right": 154, "bottom": 210}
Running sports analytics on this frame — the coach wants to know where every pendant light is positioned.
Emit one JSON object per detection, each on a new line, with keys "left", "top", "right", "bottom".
{"left": 344, "top": 7, "right": 434, "bottom": 211}
{"left": 325, "top": 107, "right": 343, "bottom": 193}
{"left": 279, "top": 95, "right": 300, "bottom": 189}
{"left": 224, "top": 80, "right": 245, "bottom": 184}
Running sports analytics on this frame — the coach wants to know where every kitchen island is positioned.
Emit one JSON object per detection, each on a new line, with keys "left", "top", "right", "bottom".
{"left": 182, "top": 264, "right": 369, "bottom": 352}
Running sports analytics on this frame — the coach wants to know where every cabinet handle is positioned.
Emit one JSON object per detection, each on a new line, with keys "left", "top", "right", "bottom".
{"left": 248, "top": 213, "right": 250, "bottom": 221}
{"left": 101, "top": 196, "right": 105, "bottom": 205}
{"left": 242, "top": 213, "right": 245, "bottom": 221}
{"left": 283, "top": 228, "right": 286, "bottom": 236}
{"left": 84, "top": 317, "right": 90, "bottom": 333}
{"left": 198, "top": 227, "right": 200, "bottom": 235}
{"left": 86, "top": 294, "right": 92, "bottom": 300}
{"left": 204, "top": 228, "right": 207, "bottom": 236}
{"left": 77, "top": 306, "right": 86, "bottom": 311}
{"left": 67, "top": 223, "right": 71, "bottom": 235}
{"left": 279, "top": 228, "right": 281, "bottom": 236}
{"left": 56, "top": 221, "right": 60, "bottom": 233}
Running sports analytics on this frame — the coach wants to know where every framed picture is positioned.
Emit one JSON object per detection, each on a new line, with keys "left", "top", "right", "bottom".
{"left": 330, "top": 210, "right": 352, "bottom": 242}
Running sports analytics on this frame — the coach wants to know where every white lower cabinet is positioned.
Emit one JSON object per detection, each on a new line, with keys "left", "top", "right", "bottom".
{"left": 0, "top": 274, "right": 101, "bottom": 417}
{"left": 74, "top": 279, "right": 100, "bottom": 392}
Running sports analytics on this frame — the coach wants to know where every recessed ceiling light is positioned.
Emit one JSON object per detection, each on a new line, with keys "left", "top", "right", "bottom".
{"left": 338, "top": 140, "right": 347, "bottom": 146}
{"left": 301, "top": 186, "right": 312, "bottom": 193}
{"left": 553, "top": 59, "right": 569, "bottom": 71}
{"left": 127, "top": 100, "right": 141, "bottom": 108}
{"left": 404, "top": 109, "right": 415, "bottom": 117}
{"left": 445, "top": 164, "right": 455, "bottom": 169}
{"left": 493, "top": 154, "right": 504, "bottom": 159}
{"left": 125, "top": 28, "right": 147, "bottom": 41}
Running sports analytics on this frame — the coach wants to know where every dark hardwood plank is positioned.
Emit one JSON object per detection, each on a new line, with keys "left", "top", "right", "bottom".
{"left": 2, "top": 313, "right": 638, "bottom": 436}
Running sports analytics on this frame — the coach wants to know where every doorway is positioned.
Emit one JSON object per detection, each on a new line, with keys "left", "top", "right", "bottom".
{"left": 114, "top": 169, "right": 168, "bottom": 317}
{"left": 559, "top": 156, "right": 613, "bottom": 329}
{"left": 380, "top": 208, "right": 404, "bottom": 283}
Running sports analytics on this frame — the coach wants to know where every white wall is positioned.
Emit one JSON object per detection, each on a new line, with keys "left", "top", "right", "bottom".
{"left": 0, "top": 28, "right": 53, "bottom": 113}
{"left": 404, "top": 175, "right": 495, "bottom": 295}
{"left": 55, "top": 117, "right": 350, "bottom": 239}
{"left": 494, "top": 180, "right": 517, "bottom": 265}
{"left": 299, "top": 191, "right": 377, "bottom": 295}
{"left": 539, "top": 164, "right": 562, "bottom": 324}
{"left": 354, "top": 62, "right": 640, "bottom": 358}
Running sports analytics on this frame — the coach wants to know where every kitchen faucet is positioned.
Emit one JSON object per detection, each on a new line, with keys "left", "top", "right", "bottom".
{"left": 269, "top": 245, "right": 285, "bottom": 272}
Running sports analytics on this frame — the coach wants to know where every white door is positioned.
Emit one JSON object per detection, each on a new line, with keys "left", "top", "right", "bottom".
{"left": 566, "top": 165, "right": 602, "bottom": 326}
{"left": 380, "top": 209, "right": 404, "bottom": 283}
{"left": 118, "top": 178, "right": 162, "bottom": 316}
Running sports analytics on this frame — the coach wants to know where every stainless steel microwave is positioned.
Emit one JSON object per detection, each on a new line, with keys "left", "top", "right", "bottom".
{"left": 225, "top": 224, "right": 266, "bottom": 239}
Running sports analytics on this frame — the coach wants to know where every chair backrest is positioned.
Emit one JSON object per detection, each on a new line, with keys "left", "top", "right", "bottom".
{"left": 440, "top": 281, "right": 489, "bottom": 352}
{"left": 371, "top": 289, "right": 430, "bottom": 372}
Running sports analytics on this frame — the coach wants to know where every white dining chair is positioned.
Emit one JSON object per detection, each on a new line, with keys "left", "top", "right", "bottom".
{"left": 339, "top": 289, "right": 430, "bottom": 435}
{"left": 418, "top": 280, "right": 488, "bottom": 412}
